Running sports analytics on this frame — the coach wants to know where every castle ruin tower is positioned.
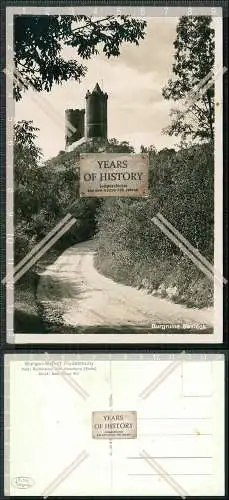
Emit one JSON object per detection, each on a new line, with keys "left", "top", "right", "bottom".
{"left": 85, "top": 83, "right": 108, "bottom": 140}
{"left": 65, "top": 108, "right": 85, "bottom": 148}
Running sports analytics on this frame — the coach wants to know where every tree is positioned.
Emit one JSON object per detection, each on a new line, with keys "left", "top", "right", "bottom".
{"left": 162, "top": 16, "right": 215, "bottom": 142}
{"left": 14, "top": 15, "right": 146, "bottom": 100}
{"left": 140, "top": 144, "right": 157, "bottom": 155}
{"left": 14, "top": 120, "right": 43, "bottom": 222}
{"left": 14, "top": 124, "right": 136, "bottom": 261}
{"left": 14, "top": 121, "right": 43, "bottom": 260}
{"left": 14, "top": 120, "right": 42, "bottom": 166}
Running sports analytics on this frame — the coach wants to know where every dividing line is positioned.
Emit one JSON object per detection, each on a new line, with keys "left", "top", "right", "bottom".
{"left": 139, "top": 417, "right": 211, "bottom": 420}
{"left": 128, "top": 473, "right": 212, "bottom": 476}
{"left": 128, "top": 456, "right": 212, "bottom": 459}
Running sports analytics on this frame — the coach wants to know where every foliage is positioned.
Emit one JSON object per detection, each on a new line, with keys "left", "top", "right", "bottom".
{"left": 14, "top": 121, "right": 91, "bottom": 262}
{"left": 14, "top": 15, "right": 146, "bottom": 100}
{"left": 14, "top": 120, "right": 214, "bottom": 309}
{"left": 45, "top": 138, "right": 134, "bottom": 170}
{"left": 14, "top": 122, "right": 135, "bottom": 264}
{"left": 95, "top": 142, "right": 214, "bottom": 307}
{"left": 162, "top": 16, "right": 215, "bottom": 142}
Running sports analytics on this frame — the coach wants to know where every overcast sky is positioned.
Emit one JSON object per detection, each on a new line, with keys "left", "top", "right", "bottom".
{"left": 15, "top": 17, "right": 180, "bottom": 160}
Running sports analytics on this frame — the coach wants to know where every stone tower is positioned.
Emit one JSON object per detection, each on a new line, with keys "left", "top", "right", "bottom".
{"left": 85, "top": 83, "right": 108, "bottom": 139}
{"left": 65, "top": 108, "right": 85, "bottom": 148}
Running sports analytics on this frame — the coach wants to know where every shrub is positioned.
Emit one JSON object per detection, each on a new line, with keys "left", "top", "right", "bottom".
{"left": 95, "top": 142, "right": 214, "bottom": 308}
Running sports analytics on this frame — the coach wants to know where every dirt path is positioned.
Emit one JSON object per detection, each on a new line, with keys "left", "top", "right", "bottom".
{"left": 36, "top": 240, "right": 213, "bottom": 328}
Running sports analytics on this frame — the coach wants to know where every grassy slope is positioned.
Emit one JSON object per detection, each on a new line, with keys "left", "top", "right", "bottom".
{"left": 94, "top": 143, "right": 214, "bottom": 310}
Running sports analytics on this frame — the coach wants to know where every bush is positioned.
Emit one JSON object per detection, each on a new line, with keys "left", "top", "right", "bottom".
{"left": 95, "top": 142, "right": 214, "bottom": 308}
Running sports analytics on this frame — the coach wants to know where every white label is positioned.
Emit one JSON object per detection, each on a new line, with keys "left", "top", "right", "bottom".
{"left": 92, "top": 411, "right": 137, "bottom": 439}
{"left": 80, "top": 153, "right": 148, "bottom": 197}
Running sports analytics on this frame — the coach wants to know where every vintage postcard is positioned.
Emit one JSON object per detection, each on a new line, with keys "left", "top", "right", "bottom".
{"left": 4, "top": 352, "right": 225, "bottom": 496}
{"left": 4, "top": 5, "right": 225, "bottom": 343}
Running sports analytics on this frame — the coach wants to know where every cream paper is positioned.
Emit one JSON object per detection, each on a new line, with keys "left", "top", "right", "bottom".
{"left": 4, "top": 353, "right": 225, "bottom": 496}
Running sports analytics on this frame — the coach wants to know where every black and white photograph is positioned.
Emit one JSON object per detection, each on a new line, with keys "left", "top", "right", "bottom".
{"left": 4, "top": 352, "right": 225, "bottom": 496}
{"left": 5, "top": 6, "right": 224, "bottom": 343}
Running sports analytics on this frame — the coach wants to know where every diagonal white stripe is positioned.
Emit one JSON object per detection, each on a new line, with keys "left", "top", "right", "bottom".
{"left": 139, "top": 361, "right": 181, "bottom": 399}
{"left": 152, "top": 216, "right": 218, "bottom": 284}
{"left": 60, "top": 372, "right": 89, "bottom": 399}
{"left": 2, "top": 214, "right": 73, "bottom": 285}
{"left": 13, "top": 218, "right": 76, "bottom": 284}
{"left": 140, "top": 450, "right": 188, "bottom": 498}
{"left": 176, "top": 66, "right": 227, "bottom": 119}
{"left": 13, "top": 67, "right": 77, "bottom": 135}
{"left": 157, "top": 213, "right": 213, "bottom": 274}
{"left": 42, "top": 450, "right": 89, "bottom": 498}
{"left": 4, "top": 67, "right": 77, "bottom": 137}
{"left": 154, "top": 214, "right": 227, "bottom": 286}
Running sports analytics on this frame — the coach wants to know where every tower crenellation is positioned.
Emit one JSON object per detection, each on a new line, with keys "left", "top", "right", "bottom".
{"left": 65, "top": 108, "right": 85, "bottom": 148}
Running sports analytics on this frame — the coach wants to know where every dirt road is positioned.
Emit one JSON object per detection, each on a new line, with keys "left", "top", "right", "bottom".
{"left": 37, "top": 240, "right": 213, "bottom": 329}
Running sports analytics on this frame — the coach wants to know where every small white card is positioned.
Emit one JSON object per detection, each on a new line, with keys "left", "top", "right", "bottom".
{"left": 80, "top": 153, "right": 149, "bottom": 197}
